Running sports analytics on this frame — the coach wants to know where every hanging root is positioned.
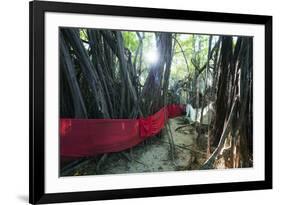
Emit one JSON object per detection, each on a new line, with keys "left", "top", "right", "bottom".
{"left": 96, "top": 154, "right": 108, "bottom": 174}
{"left": 166, "top": 120, "right": 176, "bottom": 165}
{"left": 200, "top": 98, "right": 238, "bottom": 170}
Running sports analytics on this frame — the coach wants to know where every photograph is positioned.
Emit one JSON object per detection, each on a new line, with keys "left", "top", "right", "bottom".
{"left": 28, "top": 1, "right": 272, "bottom": 203}
{"left": 59, "top": 27, "right": 253, "bottom": 176}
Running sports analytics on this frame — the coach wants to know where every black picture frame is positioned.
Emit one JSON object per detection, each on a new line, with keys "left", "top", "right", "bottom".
{"left": 29, "top": 0, "right": 272, "bottom": 204}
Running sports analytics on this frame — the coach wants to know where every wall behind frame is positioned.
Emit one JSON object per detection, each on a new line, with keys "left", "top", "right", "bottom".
{"left": 0, "top": 0, "right": 279, "bottom": 204}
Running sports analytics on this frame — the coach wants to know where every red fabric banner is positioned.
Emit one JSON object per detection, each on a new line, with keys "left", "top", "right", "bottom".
{"left": 60, "top": 104, "right": 185, "bottom": 158}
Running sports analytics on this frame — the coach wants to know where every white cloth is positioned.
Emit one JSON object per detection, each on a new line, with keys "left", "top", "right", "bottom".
{"left": 186, "top": 103, "right": 214, "bottom": 125}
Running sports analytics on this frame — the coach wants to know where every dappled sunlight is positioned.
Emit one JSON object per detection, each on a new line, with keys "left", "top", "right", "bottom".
{"left": 145, "top": 49, "right": 159, "bottom": 65}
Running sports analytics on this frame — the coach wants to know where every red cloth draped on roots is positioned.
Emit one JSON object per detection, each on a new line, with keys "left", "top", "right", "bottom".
{"left": 60, "top": 104, "right": 185, "bottom": 158}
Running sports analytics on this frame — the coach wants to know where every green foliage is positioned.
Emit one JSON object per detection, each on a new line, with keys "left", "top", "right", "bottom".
{"left": 79, "top": 29, "right": 88, "bottom": 41}
{"left": 122, "top": 31, "right": 138, "bottom": 52}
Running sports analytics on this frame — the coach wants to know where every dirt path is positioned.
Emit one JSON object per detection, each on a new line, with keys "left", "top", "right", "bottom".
{"left": 65, "top": 116, "right": 198, "bottom": 176}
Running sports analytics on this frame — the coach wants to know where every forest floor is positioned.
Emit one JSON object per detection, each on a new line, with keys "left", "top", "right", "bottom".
{"left": 62, "top": 116, "right": 207, "bottom": 176}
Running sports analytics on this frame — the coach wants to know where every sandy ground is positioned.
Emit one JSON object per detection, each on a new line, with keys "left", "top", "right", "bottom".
{"left": 62, "top": 116, "right": 200, "bottom": 176}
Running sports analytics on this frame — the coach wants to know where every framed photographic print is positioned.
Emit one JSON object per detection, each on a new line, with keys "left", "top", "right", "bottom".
{"left": 29, "top": 0, "right": 272, "bottom": 204}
